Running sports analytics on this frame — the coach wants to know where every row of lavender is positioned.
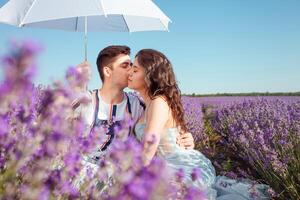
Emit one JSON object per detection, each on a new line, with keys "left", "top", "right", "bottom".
{"left": 182, "top": 96, "right": 300, "bottom": 199}
{"left": 0, "top": 41, "right": 205, "bottom": 199}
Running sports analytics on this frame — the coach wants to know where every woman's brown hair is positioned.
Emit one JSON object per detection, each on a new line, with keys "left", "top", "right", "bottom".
{"left": 135, "top": 49, "right": 187, "bottom": 134}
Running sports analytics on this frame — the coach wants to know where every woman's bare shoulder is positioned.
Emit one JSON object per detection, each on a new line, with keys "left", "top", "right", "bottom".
{"left": 149, "top": 95, "right": 169, "bottom": 110}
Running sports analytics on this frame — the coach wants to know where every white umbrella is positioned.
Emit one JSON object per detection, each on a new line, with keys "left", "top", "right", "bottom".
{"left": 0, "top": 0, "right": 171, "bottom": 60}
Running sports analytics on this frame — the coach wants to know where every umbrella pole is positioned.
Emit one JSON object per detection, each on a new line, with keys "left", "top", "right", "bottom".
{"left": 84, "top": 16, "right": 88, "bottom": 61}
{"left": 84, "top": 16, "right": 88, "bottom": 91}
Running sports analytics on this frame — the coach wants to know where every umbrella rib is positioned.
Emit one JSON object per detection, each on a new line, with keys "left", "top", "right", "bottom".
{"left": 158, "top": 18, "right": 169, "bottom": 32}
{"left": 122, "top": 15, "right": 130, "bottom": 33}
{"left": 94, "top": 0, "right": 107, "bottom": 17}
{"left": 75, "top": 17, "right": 78, "bottom": 32}
{"left": 20, "top": 0, "right": 38, "bottom": 27}
{"left": 148, "top": 0, "right": 172, "bottom": 23}
{"left": 99, "top": 0, "right": 107, "bottom": 17}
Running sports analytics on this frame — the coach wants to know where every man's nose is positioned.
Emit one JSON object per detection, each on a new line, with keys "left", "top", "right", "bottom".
{"left": 127, "top": 68, "right": 133, "bottom": 76}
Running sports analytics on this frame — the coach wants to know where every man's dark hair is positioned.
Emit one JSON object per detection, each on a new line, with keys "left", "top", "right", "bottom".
{"left": 96, "top": 45, "right": 131, "bottom": 82}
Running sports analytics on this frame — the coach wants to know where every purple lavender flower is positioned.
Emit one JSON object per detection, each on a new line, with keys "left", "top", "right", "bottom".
{"left": 191, "top": 168, "right": 202, "bottom": 182}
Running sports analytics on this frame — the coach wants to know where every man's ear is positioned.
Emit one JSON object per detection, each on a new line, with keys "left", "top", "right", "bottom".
{"left": 103, "top": 66, "right": 112, "bottom": 78}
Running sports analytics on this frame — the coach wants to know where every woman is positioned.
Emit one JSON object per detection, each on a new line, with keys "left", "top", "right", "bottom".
{"left": 128, "top": 49, "right": 269, "bottom": 200}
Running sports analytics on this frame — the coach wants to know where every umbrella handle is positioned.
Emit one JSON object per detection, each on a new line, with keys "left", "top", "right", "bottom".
{"left": 84, "top": 16, "right": 88, "bottom": 91}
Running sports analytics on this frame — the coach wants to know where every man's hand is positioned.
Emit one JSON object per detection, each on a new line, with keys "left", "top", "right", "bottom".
{"left": 76, "top": 61, "right": 92, "bottom": 91}
{"left": 176, "top": 132, "right": 195, "bottom": 150}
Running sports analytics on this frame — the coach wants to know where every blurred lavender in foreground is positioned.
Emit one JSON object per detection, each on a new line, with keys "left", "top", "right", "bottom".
{"left": 0, "top": 40, "right": 205, "bottom": 200}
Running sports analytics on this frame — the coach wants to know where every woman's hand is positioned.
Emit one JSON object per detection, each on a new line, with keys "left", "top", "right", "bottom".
{"left": 177, "top": 131, "right": 195, "bottom": 150}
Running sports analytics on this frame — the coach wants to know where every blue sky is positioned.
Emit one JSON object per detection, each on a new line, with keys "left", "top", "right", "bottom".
{"left": 0, "top": 0, "right": 299, "bottom": 94}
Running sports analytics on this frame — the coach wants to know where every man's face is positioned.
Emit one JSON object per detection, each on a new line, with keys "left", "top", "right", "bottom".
{"left": 109, "top": 54, "right": 132, "bottom": 89}
{"left": 128, "top": 58, "right": 147, "bottom": 92}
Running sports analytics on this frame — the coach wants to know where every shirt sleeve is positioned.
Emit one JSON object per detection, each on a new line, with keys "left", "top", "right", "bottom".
{"left": 72, "top": 90, "right": 94, "bottom": 126}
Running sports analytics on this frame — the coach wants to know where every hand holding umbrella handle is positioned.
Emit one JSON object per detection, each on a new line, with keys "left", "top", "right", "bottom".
{"left": 76, "top": 61, "right": 91, "bottom": 92}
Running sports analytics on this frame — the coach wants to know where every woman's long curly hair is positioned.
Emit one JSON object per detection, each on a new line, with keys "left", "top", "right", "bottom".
{"left": 135, "top": 49, "right": 187, "bottom": 134}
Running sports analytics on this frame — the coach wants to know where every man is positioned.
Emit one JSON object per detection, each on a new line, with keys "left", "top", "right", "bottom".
{"left": 74, "top": 45, "right": 195, "bottom": 152}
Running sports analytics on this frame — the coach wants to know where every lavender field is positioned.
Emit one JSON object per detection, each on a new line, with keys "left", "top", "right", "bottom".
{"left": 0, "top": 41, "right": 299, "bottom": 200}
{"left": 182, "top": 96, "right": 300, "bottom": 200}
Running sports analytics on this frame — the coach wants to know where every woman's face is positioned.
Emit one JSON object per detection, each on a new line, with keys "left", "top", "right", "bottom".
{"left": 128, "top": 58, "right": 147, "bottom": 92}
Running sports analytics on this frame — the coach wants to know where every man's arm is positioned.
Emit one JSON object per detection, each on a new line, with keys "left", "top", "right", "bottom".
{"left": 67, "top": 61, "right": 92, "bottom": 121}
{"left": 74, "top": 61, "right": 92, "bottom": 92}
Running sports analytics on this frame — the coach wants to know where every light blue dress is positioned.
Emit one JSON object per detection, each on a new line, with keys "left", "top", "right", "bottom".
{"left": 135, "top": 123, "right": 269, "bottom": 200}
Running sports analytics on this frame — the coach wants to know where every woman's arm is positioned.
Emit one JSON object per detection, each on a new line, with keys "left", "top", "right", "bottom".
{"left": 142, "top": 97, "right": 169, "bottom": 165}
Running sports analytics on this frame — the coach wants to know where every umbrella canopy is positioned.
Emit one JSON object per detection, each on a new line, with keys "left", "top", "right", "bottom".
{"left": 0, "top": 0, "right": 171, "bottom": 59}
